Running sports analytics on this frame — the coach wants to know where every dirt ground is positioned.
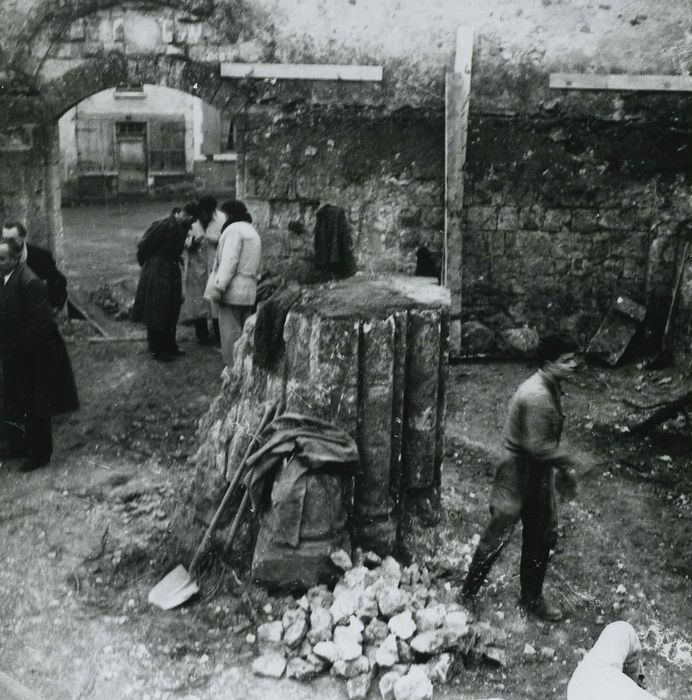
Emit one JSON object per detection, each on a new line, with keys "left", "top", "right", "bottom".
{"left": 0, "top": 203, "right": 690, "bottom": 699}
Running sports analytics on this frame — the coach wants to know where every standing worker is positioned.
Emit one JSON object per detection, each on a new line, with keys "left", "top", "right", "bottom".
{"left": 460, "top": 335, "right": 581, "bottom": 622}
{"left": 180, "top": 195, "right": 225, "bottom": 345}
{"left": 204, "top": 200, "right": 261, "bottom": 367}
{"left": 0, "top": 238, "right": 79, "bottom": 470}
{"left": 132, "top": 202, "right": 199, "bottom": 362}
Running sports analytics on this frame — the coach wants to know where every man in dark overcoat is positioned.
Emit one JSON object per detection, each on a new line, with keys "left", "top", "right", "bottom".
{"left": 0, "top": 238, "right": 79, "bottom": 471}
{"left": 1, "top": 222, "right": 68, "bottom": 310}
{"left": 132, "top": 202, "right": 199, "bottom": 361}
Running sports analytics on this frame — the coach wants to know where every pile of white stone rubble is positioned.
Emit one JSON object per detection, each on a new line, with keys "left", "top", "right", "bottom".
{"left": 249, "top": 549, "right": 506, "bottom": 700}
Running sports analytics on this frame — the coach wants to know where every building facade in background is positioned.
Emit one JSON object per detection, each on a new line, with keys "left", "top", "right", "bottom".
{"left": 58, "top": 84, "right": 236, "bottom": 201}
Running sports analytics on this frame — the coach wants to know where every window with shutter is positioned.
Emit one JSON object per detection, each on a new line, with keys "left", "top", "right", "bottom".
{"left": 76, "top": 118, "right": 116, "bottom": 173}
{"left": 149, "top": 118, "right": 186, "bottom": 172}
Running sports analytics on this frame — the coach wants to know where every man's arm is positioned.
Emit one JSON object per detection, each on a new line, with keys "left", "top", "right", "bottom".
{"left": 520, "top": 394, "right": 579, "bottom": 497}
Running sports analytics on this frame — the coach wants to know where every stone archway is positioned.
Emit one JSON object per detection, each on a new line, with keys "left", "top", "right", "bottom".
{"left": 0, "top": 0, "right": 266, "bottom": 258}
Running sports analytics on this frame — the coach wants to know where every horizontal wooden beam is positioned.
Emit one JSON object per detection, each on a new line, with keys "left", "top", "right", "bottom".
{"left": 550, "top": 72, "right": 692, "bottom": 92}
{"left": 220, "top": 62, "right": 383, "bottom": 82}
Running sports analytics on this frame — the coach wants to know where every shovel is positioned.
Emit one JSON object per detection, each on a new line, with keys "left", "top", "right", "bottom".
{"left": 149, "top": 405, "right": 274, "bottom": 610}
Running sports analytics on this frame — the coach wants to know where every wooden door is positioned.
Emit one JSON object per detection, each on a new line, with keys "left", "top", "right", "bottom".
{"left": 116, "top": 122, "right": 147, "bottom": 194}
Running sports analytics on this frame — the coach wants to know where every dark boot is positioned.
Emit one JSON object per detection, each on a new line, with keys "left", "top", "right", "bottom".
{"left": 520, "top": 594, "right": 563, "bottom": 622}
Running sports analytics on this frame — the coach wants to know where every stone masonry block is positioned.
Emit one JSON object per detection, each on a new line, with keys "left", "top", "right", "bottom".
{"left": 571, "top": 208, "right": 601, "bottom": 232}
{"left": 543, "top": 208, "right": 571, "bottom": 232}
{"left": 518, "top": 205, "right": 544, "bottom": 230}
{"left": 467, "top": 206, "right": 497, "bottom": 230}
{"left": 597, "top": 208, "right": 636, "bottom": 230}
{"left": 497, "top": 206, "right": 519, "bottom": 231}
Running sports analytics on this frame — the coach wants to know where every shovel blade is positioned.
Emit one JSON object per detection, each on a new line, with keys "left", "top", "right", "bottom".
{"left": 148, "top": 564, "right": 200, "bottom": 610}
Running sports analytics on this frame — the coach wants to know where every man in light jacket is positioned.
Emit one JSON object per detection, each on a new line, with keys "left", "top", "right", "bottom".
{"left": 204, "top": 200, "right": 261, "bottom": 367}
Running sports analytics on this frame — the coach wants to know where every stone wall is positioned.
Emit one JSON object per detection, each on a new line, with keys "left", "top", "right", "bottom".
{"left": 237, "top": 105, "right": 444, "bottom": 283}
{"left": 459, "top": 113, "right": 692, "bottom": 351}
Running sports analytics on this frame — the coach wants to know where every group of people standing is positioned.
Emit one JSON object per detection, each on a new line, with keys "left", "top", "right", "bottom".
{"left": 133, "top": 196, "right": 261, "bottom": 367}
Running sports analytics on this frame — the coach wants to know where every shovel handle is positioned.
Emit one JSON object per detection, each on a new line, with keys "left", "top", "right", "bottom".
{"left": 224, "top": 489, "right": 251, "bottom": 553}
{"left": 189, "top": 404, "right": 275, "bottom": 574}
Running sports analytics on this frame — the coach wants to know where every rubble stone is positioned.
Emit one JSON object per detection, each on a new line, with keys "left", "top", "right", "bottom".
{"left": 356, "top": 588, "right": 379, "bottom": 620}
{"left": 331, "top": 655, "right": 370, "bottom": 679}
{"left": 331, "top": 590, "right": 360, "bottom": 624}
{"left": 396, "top": 639, "right": 414, "bottom": 663}
{"left": 308, "top": 607, "right": 333, "bottom": 644}
{"left": 540, "top": 646, "right": 555, "bottom": 659}
{"left": 380, "top": 556, "right": 402, "bottom": 584}
{"left": 313, "top": 641, "right": 339, "bottom": 663}
{"left": 379, "top": 670, "right": 405, "bottom": 700}
{"left": 393, "top": 666, "right": 433, "bottom": 700}
{"left": 257, "top": 620, "right": 283, "bottom": 643}
{"left": 410, "top": 627, "right": 466, "bottom": 655}
{"left": 388, "top": 610, "right": 417, "bottom": 640}
{"left": 378, "top": 587, "right": 408, "bottom": 618}
{"left": 375, "top": 634, "right": 400, "bottom": 668}
{"left": 523, "top": 643, "right": 536, "bottom": 656}
{"left": 414, "top": 604, "right": 446, "bottom": 632}
{"left": 346, "top": 671, "right": 373, "bottom": 700}
{"left": 344, "top": 565, "right": 369, "bottom": 590}
{"left": 425, "top": 653, "right": 453, "bottom": 684}
{"left": 330, "top": 548, "right": 354, "bottom": 571}
{"left": 252, "top": 652, "right": 287, "bottom": 678}
{"left": 285, "top": 656, "right": 322, "bottom": 681}
{"left": 363, "top": 551, "right": 382, "bottom": 568}
{"left": 334, "top": 624, "right": 363, "bottom": 661}
{"left": 364, "top": 617, "right": 390, "bottom": 644}
{"left": 483, "top": 646, "right": 507, "bottom": 667}
{"left": 282, "top": 608, "right": 308, "bottom": 648}
{"left": 298, "top": 639, "right": 313, "bottom": 658}
{"left": 444, "top": 610, "right": 468, "bottom": 633}
{"left": 307, "top": 584, "right": 333, "bottom": 610}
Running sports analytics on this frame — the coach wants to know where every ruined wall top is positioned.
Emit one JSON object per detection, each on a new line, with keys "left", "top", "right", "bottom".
{"left": 0, "top": 0, "right": 690, "bottom": 121}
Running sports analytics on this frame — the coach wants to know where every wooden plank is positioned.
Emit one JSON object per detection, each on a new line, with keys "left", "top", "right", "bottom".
{"left": 445, "top": 26, "right": 473, "bottom": 354}
{"left": 550, "top": 72, "right": 692, "bottom": 92}
{"left": 220, "top": 62, "right": 383, "bottom": 82}
{"left": 549, "top": 73, "right": 608, "bottom": 90}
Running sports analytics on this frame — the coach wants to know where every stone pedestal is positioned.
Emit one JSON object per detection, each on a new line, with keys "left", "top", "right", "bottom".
{"left": 180, "top": 275, "right": 449, "bottom": 562}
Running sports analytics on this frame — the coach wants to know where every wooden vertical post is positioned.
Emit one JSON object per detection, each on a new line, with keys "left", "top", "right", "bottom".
{"left": 445, "top": 27, "right": 473, "bottom": 354}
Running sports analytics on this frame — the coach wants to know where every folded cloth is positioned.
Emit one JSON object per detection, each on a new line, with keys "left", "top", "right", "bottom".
{"left": 243, "top": 413, "right": 360, "bottom": 547}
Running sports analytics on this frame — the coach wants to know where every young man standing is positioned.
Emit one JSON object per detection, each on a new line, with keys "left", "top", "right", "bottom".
{"left": 461, "top": 336, "right": 581, "bottom": 622}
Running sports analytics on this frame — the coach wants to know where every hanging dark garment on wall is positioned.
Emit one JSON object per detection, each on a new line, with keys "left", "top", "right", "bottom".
{"left": 313, "top": 204, "right": 355, "bottom": 281}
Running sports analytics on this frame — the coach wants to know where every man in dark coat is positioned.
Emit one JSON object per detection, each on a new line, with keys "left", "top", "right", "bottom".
{"left": 1, "top": 222, "right": 68, "bottom": 310}
{"left": 132, "top": 202, "right": 199, "bottom": 361}
{"left": 0, "top": 237, "right": 79, "bottom": 471}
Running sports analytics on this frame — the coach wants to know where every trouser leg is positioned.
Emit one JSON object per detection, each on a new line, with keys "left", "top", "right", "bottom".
{"left": 519, "top": 469, "right": 558, "bottom": 603}
{"left": 218, "top": 305, "right": 251, "bottom": 366}
{"left": 212, "top": 318, "right": 220, "bottom": 340}
{"left": 147, "top": 328, "right": 167, "bottom": 355}
{"left": 193, "top": 318, "right": 209, "bottom": 342}
{"left": 462, "top": 509, "right": 518, "bottom": 596}
{"left": 26, "top": 411, "right": 52, "bottom": 463}
{"left": 163, "top": 325, "right": 179, "bottom": 354}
